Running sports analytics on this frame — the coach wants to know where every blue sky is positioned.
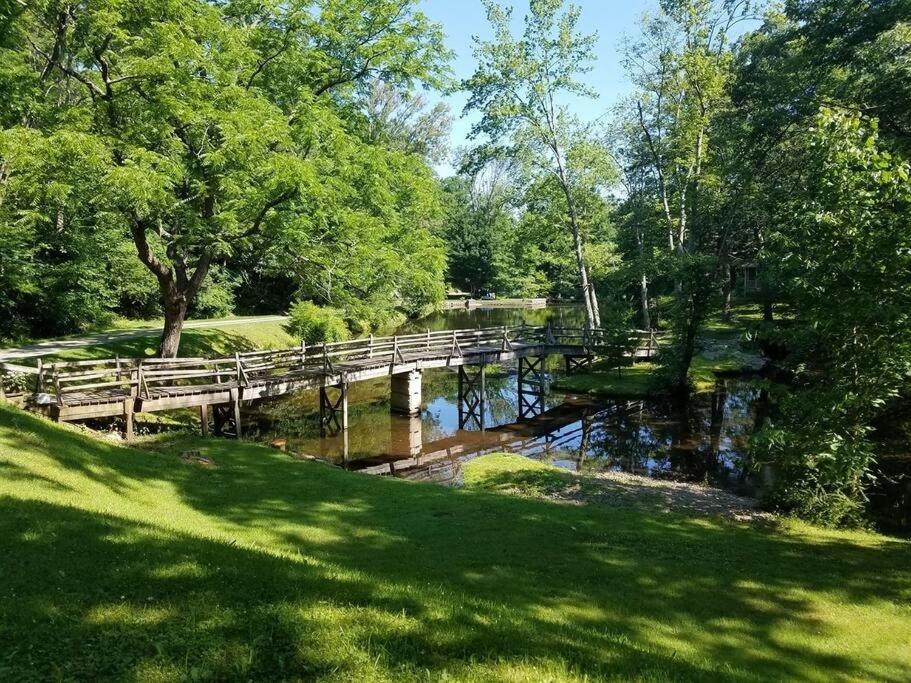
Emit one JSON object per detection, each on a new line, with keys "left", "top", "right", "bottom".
{"left": 421, "top": 0, "right": 662, "bottom": 175}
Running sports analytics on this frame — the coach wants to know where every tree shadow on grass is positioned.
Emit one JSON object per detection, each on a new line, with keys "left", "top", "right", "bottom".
{"left": 2, "top": 405, "right": 911, "bottom": 680}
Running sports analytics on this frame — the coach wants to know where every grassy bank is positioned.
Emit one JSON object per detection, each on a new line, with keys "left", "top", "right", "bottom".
{"left": 47, "top": 319, "right": 295, "bottom": 362}
{"left": 553, "top": 361, "right": 662, "bottom": 398}
{"left": 554, "top": 304, "right": 767, "bottom": 398}
{"left": 1, "top": 404, "right": 909, "bottom": 680}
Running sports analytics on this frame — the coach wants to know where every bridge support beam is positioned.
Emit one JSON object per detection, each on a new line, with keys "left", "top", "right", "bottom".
{"left": 122, "top": 397, "right": 134, "bottom": 442}
{"left": 199, "top": 404, "right": 209, "bottom": 437}
{"left": 564, "top": 354, "right": 592, "bottom": 375}
{"left": 212, "top": 390, "right": 242, "bottom": 438}
{"left": 518, "top": 356, "right": 546, "bottom": 421}
{"left": 320, "top": 382, "right": 348, "bottom": 436}
{"left": 390, "top": 370, "right": 422, "bottom": 416}
{"left": 457, "top": 365, "right": 486, "bottom": 430}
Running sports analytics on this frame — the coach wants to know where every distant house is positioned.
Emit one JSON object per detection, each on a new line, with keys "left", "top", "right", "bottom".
{"left": 740, "top": 263, "right": 760, "bottom": 293}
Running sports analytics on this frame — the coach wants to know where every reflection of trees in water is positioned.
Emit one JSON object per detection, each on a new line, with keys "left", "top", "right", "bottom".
{"left": 576, "top": 380, "right": 765, "bottom": 487}
{"left": 583, "top": 401, "right": 663, "bottom": 476}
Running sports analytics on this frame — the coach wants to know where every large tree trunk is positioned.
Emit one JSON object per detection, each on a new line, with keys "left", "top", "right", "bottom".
{"left": 587, "top": 266, "right": 601, "bottom": 328}
{"left": 571, "top": 225, "right": 595, "bottom": 329}
{"left": 129, "top": 218, "right": 210, "bottom": 359}
{"left": 675, "top": 301, "right": 700, "bottom": 391}
{"left": 159, "top": 296, "right": 188, "bottom": 358}
{"left": 560, "top": 182, "right": 597, "bottom": 330}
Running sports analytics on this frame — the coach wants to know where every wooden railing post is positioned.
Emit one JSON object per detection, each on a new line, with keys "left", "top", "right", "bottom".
{"left": 322, "top": 343, "right": 329, "bottom": 373}
{"left": 301, "top": 339, "right": 307, "bottom": 368}
{"left": 54, "top": 370, "right": 63, "bottom": 406}
{"left": 235, "top": 352, "right": 244, "bottom": 387}
{"left": 449, "top": 330, "right": 462, "bottom": 359}
{"left": 0, "top": 366, "right": 5, "bottom": 401}
{"left": 35, "top": 358, "right": 43, "bottom": 395}
{"left": 426, "top": 328, "right": 431, "bottom": 352}
{"left": 368, "top": 334, "right": 374, "bottom": 359}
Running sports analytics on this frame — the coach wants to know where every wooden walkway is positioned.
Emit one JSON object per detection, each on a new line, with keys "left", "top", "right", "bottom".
{"left": 0, "top": 325, "right": 660, "bottom": 437}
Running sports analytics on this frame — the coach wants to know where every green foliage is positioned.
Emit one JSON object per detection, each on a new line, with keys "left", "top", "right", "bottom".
{"left": 439, "top": 175, "right": 504, "bottom": 295}
{"left": 747, "top": 108, "right": 911, "bottom": 525}
{"left": 286, "top": 301, "right": 350, "bottom": 345}
{"left": 463, "top": 0, "right": 616, "bottom": 326}
{"left": 752, "top": 395, "right": 874, "bottom": 528}
{"left": 189, "top": 267, "right": 236, "bottom": 320}
{"left": 0, "top": 0, "right": 449, "bottom": 353}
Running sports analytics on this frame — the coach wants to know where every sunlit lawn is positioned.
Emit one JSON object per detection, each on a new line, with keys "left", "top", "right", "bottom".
{"left": 1, "top": 403, "right": 910, "bottom": 681}
{"left": 554, "top": 361, "right": 661, "bottom": 397}
{"left": 41, "top": 319, "right": 296, "bottom": 362}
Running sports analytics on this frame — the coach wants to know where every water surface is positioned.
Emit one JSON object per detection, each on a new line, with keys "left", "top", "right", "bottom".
{"left": 247, "top": 305, "right": 766, "bottom": 493}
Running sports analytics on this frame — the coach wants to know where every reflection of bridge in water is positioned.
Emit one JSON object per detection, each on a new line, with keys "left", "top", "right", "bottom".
{"left": 347, "top": 398, "right": 627, "bottom": 482}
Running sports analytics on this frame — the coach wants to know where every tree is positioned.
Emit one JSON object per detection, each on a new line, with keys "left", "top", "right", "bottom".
{"left": 618, "top": 0, "right": 750, "bottom": 388}
{"left": 362, "top": 80, "right": 452, "bottom": 163}
{"left": 753, "top": 109, "right": 911, "bottom": 525}
{"left": 463, "top": 0, "right": 614, "bottom": 328}
{"left": 4, "top": 0, "right": 449, "bottom": 356}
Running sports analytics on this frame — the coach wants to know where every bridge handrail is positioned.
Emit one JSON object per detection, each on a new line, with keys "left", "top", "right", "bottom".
{"left": 28, "top": 325, "right": 661, "bottom": 405}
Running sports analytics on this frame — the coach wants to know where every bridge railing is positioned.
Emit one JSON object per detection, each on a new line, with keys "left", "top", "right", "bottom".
{"left": 238, "top": 325, "right": 544, "bottom": 379}
{"left": 550, "top": 327, "right": 663, "bottom": 357}
{"left": 7, "top": 325, "right": 663, "bottom": 406}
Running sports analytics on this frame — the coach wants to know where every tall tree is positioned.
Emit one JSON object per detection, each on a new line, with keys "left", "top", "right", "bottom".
{"left": 463, "top": 0, "right": 613, "bottom": 328}
{"left": 619, "top": 0, "right": 750, "bottom": 388}
{"left": 4, "top": 0, "right": 449, "bottom": 355}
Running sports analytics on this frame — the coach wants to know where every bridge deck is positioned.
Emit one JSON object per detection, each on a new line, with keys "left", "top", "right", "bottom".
{"left": 0, "top": 326, "right": 661, "bottom": 423}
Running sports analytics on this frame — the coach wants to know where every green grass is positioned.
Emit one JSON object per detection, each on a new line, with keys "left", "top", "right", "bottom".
{"left": 553, "top": 361, "right": 661, "bottom": 398}
{"left": 48, "top": 319, "right": 295, "bottom": 361}
{"left": 556, "top": 303, "right": 770, "bottom": 397}
{"left": 1, "top": 404, "right": 910, "bottom": 681}
{"left": 689, "top": 353, "right": 749, "bottom": 393}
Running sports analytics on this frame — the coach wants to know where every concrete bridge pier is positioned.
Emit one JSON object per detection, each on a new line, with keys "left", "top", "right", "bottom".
{"left": 390, "top": 370, "right": 422, "bottom": 416}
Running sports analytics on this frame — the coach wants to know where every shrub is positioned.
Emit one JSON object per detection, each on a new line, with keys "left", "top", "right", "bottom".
{"left": 285, "top": 301, "right": 350, "bottom": 345}
{"left": 751, "top": 392, "right": 874, "bottom": 527}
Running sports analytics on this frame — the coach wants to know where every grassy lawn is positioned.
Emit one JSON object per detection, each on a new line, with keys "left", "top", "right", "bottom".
{"left": 553, "top": 361, "right": 661, "bottom": 398}
{"left": 555, "top": 303, "right": 770, "bottom": 397}
{"left": 1, "top": 404, "right": 910, "bottom": 681}
{"left": 46, "top": 319, "right": 295, "bottom": 362}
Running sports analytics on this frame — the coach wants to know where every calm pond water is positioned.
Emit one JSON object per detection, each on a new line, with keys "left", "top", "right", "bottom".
{"left": 245, "top": 306, "right": 767, "bottom": 494}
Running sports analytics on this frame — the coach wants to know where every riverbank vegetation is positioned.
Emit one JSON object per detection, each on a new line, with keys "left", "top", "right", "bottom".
{"left": 2, "top": 403, "right": 910, "bottom": 680}
{"left": 452, "top": 0, "right": 911, "bottom": 527}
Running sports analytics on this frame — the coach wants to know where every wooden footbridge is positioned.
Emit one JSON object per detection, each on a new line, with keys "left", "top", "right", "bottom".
{"left": 0, "top": 325, "right": 659, "bottom": 440}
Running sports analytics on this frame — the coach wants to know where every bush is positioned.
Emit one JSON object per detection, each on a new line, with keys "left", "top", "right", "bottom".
{"left": 285, "top": 301, "right": 350, "bottom": 345}
{"left": 751, "top": 392, "right": 874, "bottom": 527}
